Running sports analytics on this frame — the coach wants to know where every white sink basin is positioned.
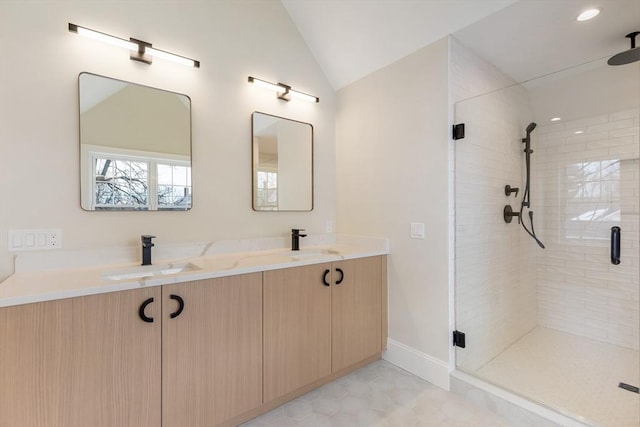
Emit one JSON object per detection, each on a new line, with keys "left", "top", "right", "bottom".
{"left": 102, "top": 262, "right": 200, "bottom": 281}
{"left": 287, "top": 249, "right": 336, "bottom": 260}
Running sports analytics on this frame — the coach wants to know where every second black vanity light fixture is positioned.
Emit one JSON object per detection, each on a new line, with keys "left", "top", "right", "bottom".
{"left": 248, "top": 76, "right": 319, "bottom": 103}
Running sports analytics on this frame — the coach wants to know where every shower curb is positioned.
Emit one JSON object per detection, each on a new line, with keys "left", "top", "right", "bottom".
{"left": 450, "top": 370, "right": 591, "bottom": 427}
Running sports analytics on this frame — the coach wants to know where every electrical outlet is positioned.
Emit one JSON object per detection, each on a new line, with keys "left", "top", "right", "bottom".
{"left": 48, "top": 229, "right": 62, "bottom": 248}
{"left": 8, "top": 229, "right": 62, "bottom": 251}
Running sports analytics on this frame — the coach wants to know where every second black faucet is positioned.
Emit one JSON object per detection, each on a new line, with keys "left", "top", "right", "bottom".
{"left": 291, "top": 229, "right": 307, "bottom": 251}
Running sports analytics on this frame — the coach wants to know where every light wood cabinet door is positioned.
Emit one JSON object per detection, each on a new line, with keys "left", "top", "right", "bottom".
{"left": 331, "top": 256, "right": 383, "bottom": 372}
{"left": 263, "top": 263, "right": 332, "bottom": 402}
{"left": 0, "top": 288, "right": 162, "bottom": 427}
{"left": 162, "top": 274, "right": 263, "bottom": 427}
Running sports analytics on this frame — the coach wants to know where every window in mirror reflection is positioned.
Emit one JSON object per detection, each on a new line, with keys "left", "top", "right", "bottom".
{"left": 89, "top": 151, "right": 191, "bottom": 211}
{"left": 157, "top": 163, "right": 191, "bottom": 209}
{"left": 256, "top": 170, "right": 278, "bottom": 210}
{"left": 95, "top": 158, "right": 148, "bottom": 209}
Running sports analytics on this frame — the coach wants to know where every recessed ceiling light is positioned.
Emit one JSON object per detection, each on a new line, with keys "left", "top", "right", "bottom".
{"left": 550, "top": 117, "right": 562, "bottom": 122}
{"left": 574, "top": 130, "right": 585, "bottom": 134}
{"left": 577, "top": 8, "right": 600, "bottom": 21}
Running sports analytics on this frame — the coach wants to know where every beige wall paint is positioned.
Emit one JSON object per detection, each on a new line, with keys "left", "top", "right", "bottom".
{"left": 0, "top": 0, "right": 336, "bottom": 281}
{"left": 81, "top": 81, "right": 191, "bottom": 156}
{"left": 336, "top": 38, "right": 450, "bottom": 362}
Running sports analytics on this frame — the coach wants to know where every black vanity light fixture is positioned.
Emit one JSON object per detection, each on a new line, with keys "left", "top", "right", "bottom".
{"left": 68, "top": 23, "right": 200, "bottom": 68}
{"left": 248, "top": 76, "right": 319, "bottom": 103}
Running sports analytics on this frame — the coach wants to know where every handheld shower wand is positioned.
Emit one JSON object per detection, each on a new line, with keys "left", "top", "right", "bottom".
{"left": 519, "top": 122, "right": 545, "bottom": 249}
{"left": 522, "top": 122, "right": 536, "bottom": 209}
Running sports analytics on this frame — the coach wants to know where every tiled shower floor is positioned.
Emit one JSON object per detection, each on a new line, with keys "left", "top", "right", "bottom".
{"left": 242, "top": 360, "right": 512, "bottom": 426}
{"left": 475, "top": 327, "right": 640, "bottom": 427}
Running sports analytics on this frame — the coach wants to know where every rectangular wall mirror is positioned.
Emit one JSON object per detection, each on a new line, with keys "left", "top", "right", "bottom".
{"left": 79, "top": 72, "right": 192, "bottom": 211}
{"left": 252, "top": 112, "right": 313, "bottom": 211}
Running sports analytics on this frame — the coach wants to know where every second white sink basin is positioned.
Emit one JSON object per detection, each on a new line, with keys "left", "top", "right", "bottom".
{"left": 287, "top": 249, "right": 336, "bottom": 260}
{"left": 102, "top": 262, "right": 200, "bottom": 281}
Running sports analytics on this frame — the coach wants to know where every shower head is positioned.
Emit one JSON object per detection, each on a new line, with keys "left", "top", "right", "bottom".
{"left": 608, "top": 32, "right": 640, "bottom": 66}
{"left": 522, "top": 122, "right": 537, "bottom": 145}
{"left": 526, "top": 122, "right": 537, "bottom": 134}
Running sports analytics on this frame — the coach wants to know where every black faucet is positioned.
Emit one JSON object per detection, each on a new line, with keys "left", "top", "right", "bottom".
{"left": 141, "top": 235, "right": 156, "bottom": 266}
{"left": 291, "top": 229, "right": 307, "bottom": 251}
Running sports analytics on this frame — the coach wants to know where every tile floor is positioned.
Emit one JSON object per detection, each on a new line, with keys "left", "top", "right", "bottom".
{"left": 241, "top": 360, "right": 514, "bottom": 426}
{"left": 475, "top": 327, "right": 640, "bottom": 427}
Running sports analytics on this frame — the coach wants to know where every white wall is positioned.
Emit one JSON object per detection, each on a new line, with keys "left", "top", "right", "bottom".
{"left": 529, "top": 63, "right": 640, "bottom": 349}
{"left": 534, "top": 109, "right": 639, "bottom": 350}
{"left": 0, "top": 0, "right": 336, "bottom": 281}
{"left": 336, "top": 37, "right": 450, "bottom": 386}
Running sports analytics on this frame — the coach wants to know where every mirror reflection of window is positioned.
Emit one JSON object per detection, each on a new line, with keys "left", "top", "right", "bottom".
{"left": 79, "top": 73, "right": 192, "bottom": 211}
{"left": 89, "top": 153, "right": 191, "bottom": 211}
{"left": 157, "top": 163, "right": 191, "bottom": 210}
{"left": 256, "top": 170, "right": 278, "bottom": 210}
{"left": 94, "top": 158, "right": 148, "bottom": 210}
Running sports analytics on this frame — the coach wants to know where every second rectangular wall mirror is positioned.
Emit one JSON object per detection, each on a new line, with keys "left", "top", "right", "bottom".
{"left": 79, "top": 72, "right": 192, "bottom": 211}
{"left": 252, "top": 112, "right": 313, "bottom": 211}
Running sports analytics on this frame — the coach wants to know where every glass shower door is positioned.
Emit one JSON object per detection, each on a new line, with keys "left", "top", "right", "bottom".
{"left": 454, "top": 61, "right": 639, "bottom": 427}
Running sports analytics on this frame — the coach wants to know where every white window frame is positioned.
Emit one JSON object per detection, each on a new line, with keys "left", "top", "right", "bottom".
{"left": 255, "top": 167, "right": 279, "bottom": 210}
{"left": 81, "top": 144, "right": 191, "bottom": 211}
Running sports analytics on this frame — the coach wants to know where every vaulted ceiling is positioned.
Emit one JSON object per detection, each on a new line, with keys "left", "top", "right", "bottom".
{"left": 281, "top": 0, "right": 640, "bottom": 90}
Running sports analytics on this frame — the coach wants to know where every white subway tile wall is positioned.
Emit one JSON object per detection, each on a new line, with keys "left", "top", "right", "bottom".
{"left": 452, "top": 39, "right": 538, "bottom": 372}
{"left": 533, "top": 108, "right": 640, "bottom": 350}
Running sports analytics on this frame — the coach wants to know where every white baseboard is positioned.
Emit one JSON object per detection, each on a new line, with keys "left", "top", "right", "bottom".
{"left": 383, "top": 338, "right": 451, "bottom": 390}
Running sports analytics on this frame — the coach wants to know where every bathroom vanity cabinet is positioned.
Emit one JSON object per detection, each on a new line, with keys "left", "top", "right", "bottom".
{"left": 331, "top": 257, "right": 385, "bottom": 372}
{"left": 162, "top": 274, "right": 263, "bottom": 427}
{"left": 0, "top": 255, "right": 386, "bottom": 427}
{"left": 263, "top": 262, "right": 333, "bottom": 401}
{"left": 0, "top": 287, "right": 163, "bottom": 427}
{"left": 0, "top": 275, "right": 262, "bottom": 427}
{"left": 263, "top": 256, "right": 384, "bottom": 402}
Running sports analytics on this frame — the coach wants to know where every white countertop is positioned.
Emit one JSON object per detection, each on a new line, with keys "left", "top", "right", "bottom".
{"left": 0, "top": 234, "right": 389, "bottom": 308}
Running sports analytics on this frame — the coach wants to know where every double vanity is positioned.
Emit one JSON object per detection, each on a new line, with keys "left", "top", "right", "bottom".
{"left": 0, "top": 235, "right": 388, "bottom": 427}
{"left": 0, "top": 64, "right": 382, "bottom": 427}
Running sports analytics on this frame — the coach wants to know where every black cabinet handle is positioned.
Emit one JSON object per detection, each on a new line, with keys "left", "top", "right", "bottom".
{"left": 322, "top": 269, "right": 331, "bottom": 286}
{"left": 139, "top": 297, "right": 154, "bottom": 323}
{"left": 335, "top": 268, "right": 344, "bottom": 285}
{"left": 611, "top": 226, "right": 621, "bottom": 265}
{"left": 170, "top": 294, "right": 185, "bottom": 319}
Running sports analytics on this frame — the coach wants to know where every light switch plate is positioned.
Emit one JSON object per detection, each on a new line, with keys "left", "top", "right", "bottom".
{"left": 410, "top": 222, "right": 425, "bottom": 239}
{"left": 8, "top": 229, "right": 63, "bottom": 251}
{"left": 326, "top": 220, "right": 334, "bottom": 233}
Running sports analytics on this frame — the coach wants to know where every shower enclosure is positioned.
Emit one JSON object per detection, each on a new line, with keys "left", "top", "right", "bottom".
{"left": 454, "top": 51, "right": 640, "bottom": 426}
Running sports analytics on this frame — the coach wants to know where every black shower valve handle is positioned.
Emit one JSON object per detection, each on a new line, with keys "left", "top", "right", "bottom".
{"left": 505, "top": 185, "right": 519, "bottom": 197}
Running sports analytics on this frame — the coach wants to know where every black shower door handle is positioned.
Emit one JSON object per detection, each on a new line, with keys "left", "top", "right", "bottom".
{"left": 611, "top": 226, "right": 621, "bottom": 265}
